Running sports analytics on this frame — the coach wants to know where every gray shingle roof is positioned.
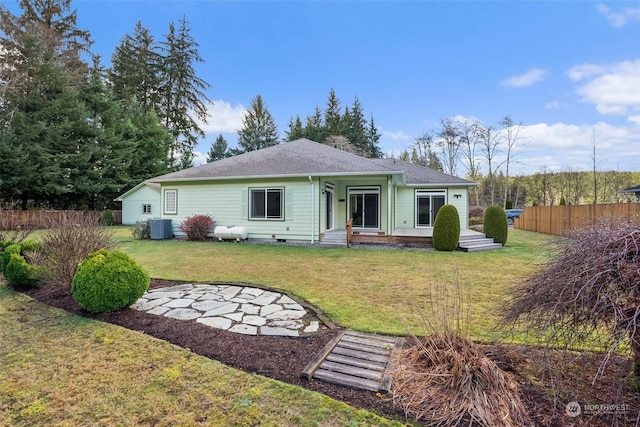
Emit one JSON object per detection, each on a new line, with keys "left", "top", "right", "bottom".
{"left": 151, "top": 138, "right": 473, "bottom": 186}
{"left": 371, "top": 158, "right": 474, "bottom": 186}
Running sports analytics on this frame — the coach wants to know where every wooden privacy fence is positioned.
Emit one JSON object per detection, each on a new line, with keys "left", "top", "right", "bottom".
{"left": 515, "top": 203, "right": 640, "bottom": 236}
{"left": 0, "top": 210, "right": 122, "bottom": 230}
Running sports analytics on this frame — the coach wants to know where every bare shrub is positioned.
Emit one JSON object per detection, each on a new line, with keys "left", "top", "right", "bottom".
{"left": 502, "top": 218, "right": 640, "bottom": 383}
{"left": 390, "top": 272, "right": 528, "bottom": 426}
{"left": 39, "top": 212, "right": 115, "bottom": 289}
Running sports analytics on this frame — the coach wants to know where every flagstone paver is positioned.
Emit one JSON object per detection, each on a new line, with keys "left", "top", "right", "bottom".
{"left": 133, "top": 283, "right": 322, "bottom": 337}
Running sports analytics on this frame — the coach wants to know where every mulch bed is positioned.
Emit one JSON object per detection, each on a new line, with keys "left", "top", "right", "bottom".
{"left": 22, "top": 279, "right": 640, "bottom": 426}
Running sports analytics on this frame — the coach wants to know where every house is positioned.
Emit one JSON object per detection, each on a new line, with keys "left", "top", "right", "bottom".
{"left": 116, "top": 181, "right": 161, "bottom": 225}
{"left": 622, "top": 185, "right": 640, "bottom": 202}
{"left": 117, "top": 138, "right": 477, "bottom": 246}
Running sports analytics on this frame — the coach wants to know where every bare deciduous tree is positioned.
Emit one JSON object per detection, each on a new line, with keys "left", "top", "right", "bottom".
{"left": 435, "top": 118, "right": 461, "bottom": 176}
{"left": 500, "top": 116, "right": 524, "bottom": 209}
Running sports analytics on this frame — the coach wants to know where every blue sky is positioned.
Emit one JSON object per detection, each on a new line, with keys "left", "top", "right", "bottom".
{"left": 6, "top": 0, "right": 640, "bottom": 175}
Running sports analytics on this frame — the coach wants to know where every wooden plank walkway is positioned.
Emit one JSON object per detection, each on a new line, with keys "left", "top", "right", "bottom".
{"left": 301, "top": 330, "right": 404, "bottom": 393}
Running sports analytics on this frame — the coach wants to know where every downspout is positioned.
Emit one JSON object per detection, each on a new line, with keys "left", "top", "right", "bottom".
{"left": 308, "top": 176, "right": 314, "bottom": 244}
{"left": 388, "top": 177, "right": 392, "bottom": 235}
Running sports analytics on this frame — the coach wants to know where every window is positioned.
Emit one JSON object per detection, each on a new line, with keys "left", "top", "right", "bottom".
{"left": 142, "top": 204, "right": 152, "bottom": 214}
{"left": 250, "top": 188, "right": 283, "bottom": 220}
{"left": 415, "top": 190, "right": 446, "bottom": 227}
{"left": 164, "top": 190, "right": 177, "bottom": 214}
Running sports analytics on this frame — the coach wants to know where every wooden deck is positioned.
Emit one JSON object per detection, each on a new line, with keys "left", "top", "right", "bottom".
{"left": 301, "top": 330, "right": 404, "bottom": 393}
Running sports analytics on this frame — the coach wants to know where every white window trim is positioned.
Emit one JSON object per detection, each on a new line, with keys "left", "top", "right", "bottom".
{"left": 414, "top": 189, "right": 446, "bottom": 228}
{"left": 164, "top": 189, "right": 177, "bottom": 215}
{"left": 249, "top": 187, "right": 284, "bottom": 220}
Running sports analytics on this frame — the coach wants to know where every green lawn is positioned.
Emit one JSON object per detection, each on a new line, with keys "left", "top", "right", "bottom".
{"left": 114, "top": 227, "right": 556, "bottom": 340}
{"left": 1, "top": 226, "right": 557, "bottom": 425}
{"left": 0, "top": 285, "right": 403, "bottom": 426}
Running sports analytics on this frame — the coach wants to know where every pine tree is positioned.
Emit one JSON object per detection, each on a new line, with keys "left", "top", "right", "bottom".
{"left": 345, "top": 97, "right": 368, "bottom": 156}
{"left": 158, "top": 18, "right": 211, "bottom": 168}
{"left": 324, "top": 88, "right": 342, "bottom": 135}
{"left": 303, "top": 106, "right": 326, "bottom": 143}
{"left": 207, "top": 134, "right": 230, "bottom": 162}
{"left": 366, "top": 114, "right": 382, "bottom": 158}
{"left": 110, "top": 21, "right": 161, "bottom": 110}
{"left": 237, "top": 95, "right": 279, "bottom": 152}
{"left": 285, "top": 115, "right": 304, "bottom": 141}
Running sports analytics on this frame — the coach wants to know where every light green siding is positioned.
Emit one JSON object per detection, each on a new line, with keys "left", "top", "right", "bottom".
{"left": 160, "top": 178, "right": 318, "bottom": 241}
{"left": 394, "top": 186, "right": 470, "bottom": 229}
{"left": 120, "top": 185, "right": 160, "bottom": 225}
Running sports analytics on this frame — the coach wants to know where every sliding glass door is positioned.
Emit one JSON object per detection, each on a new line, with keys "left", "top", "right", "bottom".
{"left": 348, "top": 188, "right": 379, "bottom": 229}
{"left": 415, "top": 190, "right": 446, "bottom": 227}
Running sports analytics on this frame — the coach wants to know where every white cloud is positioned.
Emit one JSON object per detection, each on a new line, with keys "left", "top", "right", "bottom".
{"left": 501, "top": 68, "right": 547, "bottom": 88}
{"left": 571, "top": 60, "right": 640, "bottom": 116}
{"left": 596, "top": 3, "right": 640, "bottom": 27}
{"left": 199, "top": 100, "right": 246, "bottom": 134}
{"left": 567, "top": 63, "right": 607, "bottom": 81}
{"left": 629, "top": 115, "right": 640, "bottom": 124}
{"left": 545, "top": 101, "right": 559, "bottom": 110}
{"left": 382, "top": 130, "right": 412, "bottom": 141}
{"left": 510, "top": 121, "right": 640, "bottom": 174}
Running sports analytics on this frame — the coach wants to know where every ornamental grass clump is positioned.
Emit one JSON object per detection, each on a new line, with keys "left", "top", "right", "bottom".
{"left": 390, "top": 273, "right": 527, "bottom": 426}
{"left": 72, "top": 249, "right": 150, "bottom": 313}
{"left": 178, "top": 214, "right": 215, "bottom": 241}
{"left": 432, "top": 204, "right": 460, "bottom": 251}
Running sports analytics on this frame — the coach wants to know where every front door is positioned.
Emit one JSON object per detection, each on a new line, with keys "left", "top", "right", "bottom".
{"left": 416, "top": 190, "right": 446, "bottom": 227}
{"left": 348, "top": 188, "right": 379, "bottom": 229}
{"left": 325, "top": 186, "right": 334, "bottom": 230}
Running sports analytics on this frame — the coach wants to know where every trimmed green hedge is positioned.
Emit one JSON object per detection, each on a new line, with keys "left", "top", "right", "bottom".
{"left": 432, "top": 204, "right": 460, "bottom": 251}
{"left": 483, "top": 205, "right": 508, "bottom": 245}
{"left": 5, "top": 253, "right": 41, "bottom": 288}
{"left": 71, "top": 249, "right": 150, "bottom": 313}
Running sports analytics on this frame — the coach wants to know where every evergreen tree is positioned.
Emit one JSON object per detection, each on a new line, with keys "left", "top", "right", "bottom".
{"left": 158, "top": 18, "right": 211, "bottom": 168}
{"left": 366, "top": 114, "right": 382, "bottom": 158}
{"left": 0, "top": 129, "right": 24, "bottom": 201}
{"left": 324, "top": 88, "right": 342, "bottom": 135}
{"left": 285, "top": 115, "right": 304, "bottom": 141}
{"left": 345, "top": 97, "right": 368, "bottom": 156}
{"left": 237, "top": 95, "right": 279, "bottom": 152}
{"left": 109, "top": 21, "right": 161, "bottom": 110}
{"left": 303, "top": 106, "right": 326, "bottom": 143}
{"left": 207, "top": 134, "right": 230, "bottom": 162}
{"left": 9, "top": 35, "right": 94, "bottom": 209}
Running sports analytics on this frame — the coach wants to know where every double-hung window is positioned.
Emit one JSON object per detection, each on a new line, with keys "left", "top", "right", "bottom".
{"left": 142, "top": 204, "right": 152, "bottom": 214}
{"left": 250, "top": 188, "right": 283, "bottom": 220}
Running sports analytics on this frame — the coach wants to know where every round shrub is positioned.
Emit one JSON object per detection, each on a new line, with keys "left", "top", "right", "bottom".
{"left": 71, "top": 249, "right": 150, "bottom": 313}
{"left": 432, "top": 204, "right": 460, "bottom": 251}
{"left": 5, "top": 253, "right": 41, "bottom": 288}
{"left": 0, "top": 243, "right": 22, "bottom": 275}
{"left": 483, "top": 205, "right": 508, "bottom": 245}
